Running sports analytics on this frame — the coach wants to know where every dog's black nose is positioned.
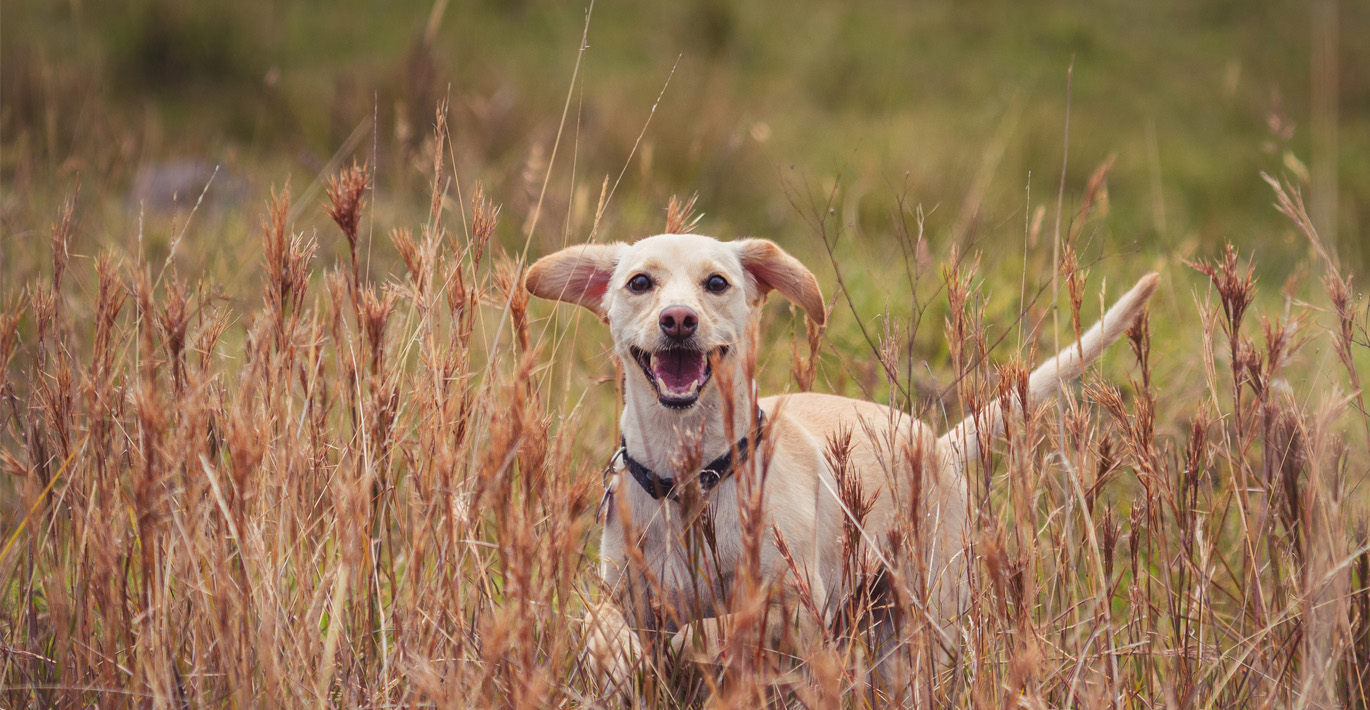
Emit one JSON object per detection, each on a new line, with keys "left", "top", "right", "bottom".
{"left": 658, "top": 305, "right": 698, "bottom": 340}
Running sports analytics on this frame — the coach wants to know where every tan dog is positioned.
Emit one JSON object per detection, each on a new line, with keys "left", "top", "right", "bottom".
{"left": 525, "top": 234, "right": 1157, "bottom": 683}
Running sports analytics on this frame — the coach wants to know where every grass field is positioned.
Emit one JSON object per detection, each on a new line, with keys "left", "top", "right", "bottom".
{"left": 2, "top": 0, "right": 1369, "bottom": 706}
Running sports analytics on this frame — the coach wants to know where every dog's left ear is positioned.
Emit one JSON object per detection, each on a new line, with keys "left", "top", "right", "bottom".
{"left": 524, "top": 243, "right": 624, "bottom": 320}
{"left": 734, "top": 239, "right": 826, "bottom": 327}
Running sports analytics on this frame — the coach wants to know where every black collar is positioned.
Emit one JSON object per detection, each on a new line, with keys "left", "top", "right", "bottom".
{"left": 617, "top": 410, "right": 766, "bottom": 501}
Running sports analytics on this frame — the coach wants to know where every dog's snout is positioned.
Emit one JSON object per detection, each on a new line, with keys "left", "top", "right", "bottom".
{"left": 658, "top": 305, "right": 698, "bottom": 340}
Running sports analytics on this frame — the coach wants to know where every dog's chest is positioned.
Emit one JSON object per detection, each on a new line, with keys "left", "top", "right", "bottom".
{"left": 601, "top": 480, "right": 743, "bottom": 615}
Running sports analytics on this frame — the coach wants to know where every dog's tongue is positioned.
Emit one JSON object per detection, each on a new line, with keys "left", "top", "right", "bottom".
{"left": 652, "top": 350, "right": 706, "bottom": 395}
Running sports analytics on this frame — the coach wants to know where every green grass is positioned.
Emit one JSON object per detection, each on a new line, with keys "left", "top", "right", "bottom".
{"left": 4, "top": 0, "right": 1366, "bottom": 278}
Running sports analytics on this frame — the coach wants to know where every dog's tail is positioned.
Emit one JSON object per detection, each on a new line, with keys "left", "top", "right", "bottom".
{"left": 938, "top": 272, "right": 1159, "bottom": 470}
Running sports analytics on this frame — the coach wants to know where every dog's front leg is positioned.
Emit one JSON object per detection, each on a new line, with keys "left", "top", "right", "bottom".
{"left": 670, "top": 592, "right": 826, "bottom": 664}
{"left": 582, "top": 596, "right": 643, "bottom": 689}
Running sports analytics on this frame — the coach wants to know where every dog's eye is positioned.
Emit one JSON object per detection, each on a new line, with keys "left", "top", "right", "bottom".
{"left": 705, "top": 275, "right": 730, "bottom": 294}
{"left": 627, "top": 274, "right": 653, "bottom": 293}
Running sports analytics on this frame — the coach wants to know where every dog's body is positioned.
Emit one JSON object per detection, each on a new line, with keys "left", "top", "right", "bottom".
{"left": 525, "top": 234, "right": 1157, "bottom": 680}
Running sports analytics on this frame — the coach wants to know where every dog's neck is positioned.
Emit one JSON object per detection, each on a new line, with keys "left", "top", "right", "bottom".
{"left": 619, "top": 364, "right": 756, "bottom": 479}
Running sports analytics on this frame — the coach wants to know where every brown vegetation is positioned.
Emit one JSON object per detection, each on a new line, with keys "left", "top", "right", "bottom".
{"left": 1, "top": 116, "right": 1368, "bottom": 708}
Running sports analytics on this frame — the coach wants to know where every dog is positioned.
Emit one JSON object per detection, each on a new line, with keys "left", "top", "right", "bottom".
{"left": 525, "top": 234, "right": 1158, "bottom": 685}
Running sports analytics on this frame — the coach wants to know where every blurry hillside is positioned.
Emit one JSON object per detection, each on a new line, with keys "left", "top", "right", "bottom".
{"left": 2, "top": 0, "right": 1367, "bottom": 288}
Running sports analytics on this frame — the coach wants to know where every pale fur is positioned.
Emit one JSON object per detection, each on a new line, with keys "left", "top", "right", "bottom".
{"left": 525, "top": 233, "right": 1158, "bottom": 685}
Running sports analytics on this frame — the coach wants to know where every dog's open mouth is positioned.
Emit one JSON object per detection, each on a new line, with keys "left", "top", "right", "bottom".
{"left": 630, "top": 346, "right": 728, "bottom": 408}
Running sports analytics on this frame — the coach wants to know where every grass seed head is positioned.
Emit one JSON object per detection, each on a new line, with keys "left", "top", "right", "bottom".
{"left": 326, "top": 161, "right": 371, "bottom": 256}
{"left": 470, "top": 184, "right": 500, "bottom": 267}
{"left": 0, "top": 296, "right": 26, "bottom": 378}
{"left": 664, "top": 192, "right": 702, "bottom": 234}
{"left": 157, "top": 277, "right": 190, "bottom": 389}
{"left": 49, "top": 186, "right": 77, "bottom": 296}
{"left": 357, "top": 284, "right": 397, "bottom": 372}
{"left": 1190, "top": 243, "right": 1257, "bottom": 343}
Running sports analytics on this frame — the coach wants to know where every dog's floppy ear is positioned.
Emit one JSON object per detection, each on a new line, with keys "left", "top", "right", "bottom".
{"left": 734, "top": 238, "right": 826, "bottom": 327}
{"left": 524, "top": 243, "right": 624, "bottom": 320}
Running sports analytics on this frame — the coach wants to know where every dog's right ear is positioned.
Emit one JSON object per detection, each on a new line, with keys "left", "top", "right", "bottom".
{"left": 524, "top": 243, "right": 624, "bottom": 320}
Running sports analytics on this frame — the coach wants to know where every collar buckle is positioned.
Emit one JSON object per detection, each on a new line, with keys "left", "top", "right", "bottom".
{"left": 618, "top": 409, "right": 765, "bottom": 502}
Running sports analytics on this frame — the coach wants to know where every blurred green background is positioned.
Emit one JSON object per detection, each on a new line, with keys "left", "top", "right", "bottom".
{"left": 4, "top": 0, "right": 1366, "bottom": 272}
{"left": 2, "top": 0, "right": 1367, "bottom": 407}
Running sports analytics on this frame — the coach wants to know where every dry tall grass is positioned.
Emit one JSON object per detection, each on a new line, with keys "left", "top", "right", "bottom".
{"left": 1, "top": 115, "right": 1368, "bottom": 708}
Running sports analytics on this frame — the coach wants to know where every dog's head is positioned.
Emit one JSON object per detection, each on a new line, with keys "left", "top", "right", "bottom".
{"left": 525, "top": 234, "right": 825, "bottom": 410}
